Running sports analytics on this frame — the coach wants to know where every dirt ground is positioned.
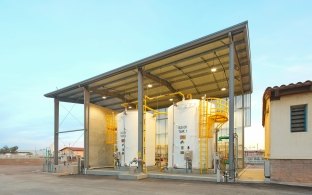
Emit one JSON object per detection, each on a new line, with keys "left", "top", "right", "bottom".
{"left": 0, "top": 158, "right": 44, "bottom": 165}
{"left": 0, "top": 162, "right": 311, "bottom": 195}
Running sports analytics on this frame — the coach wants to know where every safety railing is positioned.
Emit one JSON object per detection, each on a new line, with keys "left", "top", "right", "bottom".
{"left": 207, "top": 98, "right": 229, "bottom": 123}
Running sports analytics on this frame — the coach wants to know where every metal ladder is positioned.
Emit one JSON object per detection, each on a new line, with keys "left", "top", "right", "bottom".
{"left": 199, "top": 100, "right": 209, "bottom": 174}
{"left": 143, "top": 109, "right": 147, "bottom": 173}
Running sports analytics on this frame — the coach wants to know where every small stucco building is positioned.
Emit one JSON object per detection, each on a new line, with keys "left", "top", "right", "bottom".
{"left": 60, "top": 147, "right": 84, "bottom": 158}
{"left": 262, "top": 80, "right": 312, "bottom": 183}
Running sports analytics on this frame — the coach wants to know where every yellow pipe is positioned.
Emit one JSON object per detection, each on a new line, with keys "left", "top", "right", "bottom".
{"left": 144, "top": 91, "right": 185, "bottom": 101}
{"left": 144, "top": 105, "right": 168, "bottom": 116}
{"left": 120, "top": 91, "right": 185, "bottom": 108}
{"left": 144, "top": 105, "right": 155, "bottom": 112}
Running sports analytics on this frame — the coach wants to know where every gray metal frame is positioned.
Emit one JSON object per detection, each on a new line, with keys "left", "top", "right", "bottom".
{"left": 44, "top": 21, "right": 251, "bottom": 99}
{"left": 54, "top": 98, "right": 59, "bottom": 165}
{"left": 137, "top": 68, "right": 144, "bottom": 173}
{"left": 84, "top": 88, "right": 90, "bottom": 170}
{"left": 228, "top": 32, "right": 235, "bottom": 181}
{"left": 47, "top": 21, "right": 253, "bottom": 177}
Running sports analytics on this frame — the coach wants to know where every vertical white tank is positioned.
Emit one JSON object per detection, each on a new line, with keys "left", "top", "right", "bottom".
{"left": 116, "top": 110, "right": 156, "bottom": 166}
{"left": 167, "top": 99, "right": 214, "bottom": 169}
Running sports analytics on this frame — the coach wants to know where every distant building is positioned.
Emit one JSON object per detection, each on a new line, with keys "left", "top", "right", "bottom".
{"left": 244, "top": 150, "right": 264, "bottom": 164}
{"left": 0, "top": 152, "right": 32, "bottom": 159}
{"left": 262, "top": 80, "right": 312, "bottom": 183}
{"left": 59, "top": 147, "right": 84, "bottom": 158}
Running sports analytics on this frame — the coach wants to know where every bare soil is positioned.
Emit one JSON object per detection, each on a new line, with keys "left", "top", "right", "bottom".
{"left": 0, "top": 158, "right": 44, "bottom": 165}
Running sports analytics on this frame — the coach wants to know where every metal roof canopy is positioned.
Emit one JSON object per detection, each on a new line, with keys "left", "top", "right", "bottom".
{"left": 45, "top": 21, "right": 252, "bottom": 111}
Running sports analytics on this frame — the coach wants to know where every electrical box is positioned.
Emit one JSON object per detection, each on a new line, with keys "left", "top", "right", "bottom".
{"left": 214, "top": 153, "right": 220, "bottom": 173}
{"left": 264, "top": 160, "right": 270, "bottom": 178}
{"left": 184, "top": 150, "right": 193, "bottom": 161}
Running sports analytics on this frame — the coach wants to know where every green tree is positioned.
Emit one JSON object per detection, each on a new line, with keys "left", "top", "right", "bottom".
{"left": 10, "top": 146, "right": 18, "bottom": 153}
{"left": 0, "top": 146, "right": 10, "bottom": 153}
{"left": 0, "top": 146, "right": 18, "bottom": 153}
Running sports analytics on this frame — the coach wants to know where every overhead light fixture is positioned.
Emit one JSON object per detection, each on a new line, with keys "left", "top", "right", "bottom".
{"left": 128, "top": 106, "right": 132, "bottom": 109}
{"left": 102, "top": 96, "right": 107, "bottom": 99}
{"left": 221, "top": 87, "right": 226, "bottom": 91}
{"left": 147, "top": 84, "right": 153, "bottom": 88}
{"left": 211, "top": 67, "right": 217, "bottom": 72}
{"left": 169, "top": 98, "right": 173, "bottom": 101}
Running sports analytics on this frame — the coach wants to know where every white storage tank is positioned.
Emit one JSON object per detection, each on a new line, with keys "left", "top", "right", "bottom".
{"left": 167, "top": 99, "right": 215, "bottom": 169}
{"left": 116, "top": 110, "right": 156, "bottom": 166}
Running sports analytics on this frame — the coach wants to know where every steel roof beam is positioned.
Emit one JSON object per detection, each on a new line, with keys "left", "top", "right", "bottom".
{"left": 142, "top": 71, "right": 182, "bottom": 100}
{"left": 142, "top": 71, "right": 177, "bottom": 93}
{"left": 146, "top": 39, "right": 245, "bottom": 73}
{"left": 99, "top": 73, "right": 249, "bottom": 109}
{"left": 63, "top": 48, "right": 247, "bottom": 100}
{"left": 45, "top": 22, "right": 249, "bottom": 98}
{"left": 173, "top": 64, "right": 200, "bottom": 94}
{"left": 100, "top": 57, "right": 248, "bottom": 95}
{"left": 118, "top": 61, "right": 248, "bottom": 96}
{"left": 100, "top": 83, "right": 245, "bottom": 111}
{"left": 214, "top": 51, "right": 229, "bottom": 88}
{"left": 87, "top": 42, "right": 245, "bottom": 93}
{"left": 150, "top": 48, "right": 246, "bottom": 77}
{"left": 88, "top": 71, "right": 137, "bottom": 92}
{"left": 233, "top": 35, "right": 245, "bottom": 93}
{"left": 200, "top": 56, "right": 221, "bottom": 91}
{"left": 92, "top": 89, "right": 127, "bottom": 101}
{"left": 57, "top": 97, "right": 84, "bottom": 104}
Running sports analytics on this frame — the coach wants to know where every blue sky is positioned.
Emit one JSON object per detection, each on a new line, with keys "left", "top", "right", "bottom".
{"left": 0, "top": 1, "right": 311, "bottom": 150}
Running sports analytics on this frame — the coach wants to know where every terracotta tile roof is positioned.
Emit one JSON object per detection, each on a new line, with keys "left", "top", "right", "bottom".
{"left": 262, "top": 80, "right": 312, "bottom": 126}
{"left": 265, "top": 80, "right": 312, "bottom": 93}
{"left": 60, "top": 147, "right": 84, "bottom": 151}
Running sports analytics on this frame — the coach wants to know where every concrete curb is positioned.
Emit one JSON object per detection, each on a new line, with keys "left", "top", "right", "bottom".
{"left": 270, "top": 181, "right": 312, "bottom": 188}
{"left": 148, "top": 173, "right": 217, "bottom": 182}
{"left": 82, "top": 169, "right": 312, "bottom": 188}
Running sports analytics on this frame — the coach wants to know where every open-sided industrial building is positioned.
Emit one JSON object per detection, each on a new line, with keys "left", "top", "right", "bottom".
{"left": 45, "top": 21, "right": 252, "bottom": 180}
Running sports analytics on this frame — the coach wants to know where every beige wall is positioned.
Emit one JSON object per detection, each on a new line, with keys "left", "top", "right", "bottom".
{"left": 73, "top": 151, "right": 84, "bottom": 157}
{"left": 89, "top": 103, "right": 115, "bottom": 168}
{"left": 61, "top": 148, "right": 83, "bottom": 157}
{"left": 270, "top": 92, "right": 312, "bottom": 159}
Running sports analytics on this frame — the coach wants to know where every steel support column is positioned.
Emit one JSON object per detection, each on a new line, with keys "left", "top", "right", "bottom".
{"left": 228, "top": 33, "right": 235, "bottom": 181}
{"left": 242, "top": 93, "right": 245, "bottom": 168}
{"left": 84, "top": 88, "right": 90, "bottom": 171}
{"left": 54, "top": 98, "right": 59, "bottom": 165}
{"left": 137, "top": 67, "right": 144, "bottom": 173}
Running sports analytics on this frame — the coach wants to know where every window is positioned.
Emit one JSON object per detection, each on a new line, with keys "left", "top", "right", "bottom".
{"left": 290, "top": 104, "right": 307, "bottom": 132}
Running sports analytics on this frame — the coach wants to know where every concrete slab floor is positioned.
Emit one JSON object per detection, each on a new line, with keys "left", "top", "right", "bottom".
{"left": 0, "top": 165, "right": 311, "bottom": 195}
{"left": 238, "top": 164, "right": 265, "bottom": 182}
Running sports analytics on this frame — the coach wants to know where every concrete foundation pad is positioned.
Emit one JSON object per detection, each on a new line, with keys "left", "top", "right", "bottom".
{"left": 86, "top": 169, "right": 121, "bottom": 176}
{"left": 148, "top": 173, "right": 217, "bottom": 182}
{"left": 53, "top": 164, "right": 79, "bottom": 175}
{"left": 118, "top": 173, "right": 148, "bottom": 180}
{"left": 166, "top": 168, "right": 215, "bottom": 175}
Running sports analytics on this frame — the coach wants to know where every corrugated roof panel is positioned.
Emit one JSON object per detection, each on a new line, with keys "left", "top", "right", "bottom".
{"left": 44, "top": 21, "right": 252, "bottom": 110}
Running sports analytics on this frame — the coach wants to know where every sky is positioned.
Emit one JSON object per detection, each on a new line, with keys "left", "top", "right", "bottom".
{"left": 0, "top": 0, "right": 312, "bottom": 151}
